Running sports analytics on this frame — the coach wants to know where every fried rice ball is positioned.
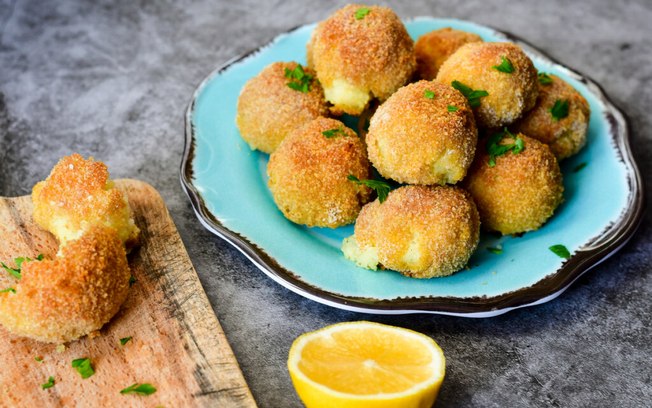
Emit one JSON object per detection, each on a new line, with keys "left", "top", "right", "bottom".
{"left": 464, "top": 132, "right": 564, "bottom": 235}
{"left": 415, "top": 27, "right": 483, "bottom": 80}
{"left": 32, "top": 154, "right": 139, "bottom": 250}
{"left": 267, "top": 117, "right": 372, "bottom": 227}
{"left": 0, "top": 227, "right": 131, "bottom": 343}
{"left": 513, "top": 74, "right": 591, "bottom": 160}
{"left": 366, "top": 80, "right": 477, "bottom": 185}
{"left": 236, "top": 61, "right": 329, "bottom": 154}
{"left": 435, "top": 42, "right": 538, "bottom": 129}
{"left": 342, "top": 185, "right": 480, "bottom": 278}
{"left": 306, "top": 4, "right": 416, "bottom": 115}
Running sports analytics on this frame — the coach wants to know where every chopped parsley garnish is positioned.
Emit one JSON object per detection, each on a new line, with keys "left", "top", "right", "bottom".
{"left": 120, "top": 383, "right": 157, "bottom": 396}
{"left": 284, "top": 64, "right": 313, "bottom": 93}
{"left": 549, "top": 99, "right": 570, "bottom": 121}
{"left": 451, "top": 80, "right": 489, "bottom": 108}
{"left": 1, "top": 254, "right": 44, "bottom": 279}
{"left": 35, "top": 356, "right": 44, "bottom": 363}
{"left": 538, "top": 72, "right": 553, "bottom": 85}
{"left": 72, "top": 357, "right": 95, "bottom": 379}
{"left": 447, "top": 105, "right": 459, "bottom": 112}
{"left": 486, "top": 128, "right": 525, "bottom": 167}
{"left": 129, "top": 275, "right": 137, "bottom": 287}
{"left": 486, "top": 246, "right": 503, "bottom": 255}
{"left": 424, "top": 89, "right": 435, "bottom": 99}
{"left": 354, "top": 7, "right": 371, "bottom": 20}
{"left": 42, "top": 376, "right": 55, "bottom": 390}
{"left": 347, "top": 175, "right": 390, "bottom": 203}
{"left": 573, "top": 162, "right": 588, "bottom": 172}
{"left": 492, "top": 56, "right": 514, "bottom": 73}
{"left": 322, "top": 128, "right": 346, "bottom": 138}
{"left": 0, "top": 287, "right": 16, "bottom": 294}
{"left": 1, "top": 262, "right": 21, "bottom": 279}
{"left": 120, "top": 336, "right": 133, "bottom": 346}
{"left": 549, "top": 244, "right": 571, "bottom": 259}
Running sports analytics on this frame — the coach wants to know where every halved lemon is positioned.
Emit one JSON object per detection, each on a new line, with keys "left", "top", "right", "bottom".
{"left": 287, "top": 321, "right": 445, "bottom": 408}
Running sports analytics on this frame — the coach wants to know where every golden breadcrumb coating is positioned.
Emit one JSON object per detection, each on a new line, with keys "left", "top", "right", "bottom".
{"left": 342, "top": 185, "right": 480, "bottom": 278}
{"left": 307, "top": 4, "right": 416, "bottom": 115}
{"left": 0, "top": 227, "right": 131, "bottom": 343}
{"left": 415, "top": 27, "right": 483, "bottom": 80}
{"left": 267, "top": 117, "right": 372, "bottom": 228}
{"left": 464, "top": 133, "right": 564, "bottom": 235}
{"left": 435, "top": 42, "right": 538, "bottom": 129}
{"left": 31, "top": 154, "right": 139, "bottom": 250}
{"left": 513, "top": 74, "right": 591, "bottom": 160}
{"left": 236, "top": 61, "right": 329, "bottom": 154}
{"left": 366, "top": 80, "right": 477, "bottom": 185}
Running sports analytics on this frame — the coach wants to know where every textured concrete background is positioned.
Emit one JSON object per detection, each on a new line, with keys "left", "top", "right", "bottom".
{"left": 1, "top": 0, "right": 650, "bottom": 406}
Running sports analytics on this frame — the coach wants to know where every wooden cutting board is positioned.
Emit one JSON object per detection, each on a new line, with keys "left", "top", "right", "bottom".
{"left": 0, "top": 179, "right": 257, "bottom": 407}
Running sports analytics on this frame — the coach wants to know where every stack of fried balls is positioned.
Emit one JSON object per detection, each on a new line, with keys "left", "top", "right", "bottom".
{"left": 0, "top": 154, "right": 139, "bottom": 343}
{"left": 235, "top": 4, "right": 590, "bottom": 279}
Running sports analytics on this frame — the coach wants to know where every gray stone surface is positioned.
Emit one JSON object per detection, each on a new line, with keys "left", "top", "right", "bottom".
{"left": 1, "top": 0, "right": 650, "bottom": 406}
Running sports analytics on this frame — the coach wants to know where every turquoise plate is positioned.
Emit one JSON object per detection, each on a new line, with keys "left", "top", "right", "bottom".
{"left": 181, "top": 18, "right": 644, "bottom": 316}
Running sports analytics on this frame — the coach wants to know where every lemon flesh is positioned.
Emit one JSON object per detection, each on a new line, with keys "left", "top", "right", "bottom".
{"left": 288, "top": 321, "right": 445, "bottom": 408}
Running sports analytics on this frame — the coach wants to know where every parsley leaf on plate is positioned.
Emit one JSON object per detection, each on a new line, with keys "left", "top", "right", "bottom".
{"left": 284, "top": 64, "right": 313, "bottom": 93}
{"left": 549, "top": 99, "right": 570, "bottom": 121}
{"left": 347, "top": 175, "right": 391, "bottom": 203}
{"left": 573, "top": 162, "right": 588, "bottom": 172}
{"left": 549, "top": 244, "right": 571, "bottom": 259}
{"left": 492, "top": 56, "right": 514, "bottom": 73}
{"left": 538, "top": 72, "right": 553, "bottom": 85}
{"left": 322, "top": 128, "right": 346, "bottom": 138}
{"left": 486, "top": 128, "right": 524, "bottom": 167}
{"left": 451, "top": 80, "right": 489, "bottom": 108}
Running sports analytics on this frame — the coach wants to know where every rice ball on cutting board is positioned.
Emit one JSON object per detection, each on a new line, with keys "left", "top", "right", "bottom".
{"left": 267, "top": 117, "right": 372, "bottom": 228}
{"left": 342, "top": 185, "right": 480, "bottom": 279}
{"left": 464, "top": 131, "right": 564, "bottom": 235}
{"left": 307, "top": 4, "right": 416, "bottom": 116}
{"left": 236, "top": 61, "right": 329, "bottom": 154}
{"left": 31, "top": 153, "right": 140, "bottom": 250}
{"left": 435, "top": 42, "right": 538, "bottom": 129}
{"left": 0, "top": 227, "right": 131, "bottom": 343}
{"left": 415, "top": 27, "right": 483, "bottom": 80}
{"left": 366, "top": 80, "right": 477, "bottom": 185}
{"left": 513, "top": 73, "right": 591, "bottom": 160}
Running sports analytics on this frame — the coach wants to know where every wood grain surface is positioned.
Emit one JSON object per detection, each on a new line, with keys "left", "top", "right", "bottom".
{"left": 0, "top": 179, "right": 257, "bottom": 407}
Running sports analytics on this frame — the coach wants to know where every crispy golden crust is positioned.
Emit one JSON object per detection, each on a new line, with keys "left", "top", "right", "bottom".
{"left": 344, "top": 185, "right": 480, "bottom": 278}
{"left": 31, "top": 154, "right": 139, "bottom": 250}
{"left": 267, "top": 117, "right": 372, "bottom": 227}
{"left": 415, "top": 27, "right": 483, "bottom": 80}
{"left": 464, "top": 133, "right": 564, "bottom": 235}
{"left": 435, "top": 42, "right": 538, "bottom": 129}
{"left": 366, "top": 80, "right": 477, "bottom": 185}
{"left": 236, "top": 61, "right": 329, "bottom": 154}
{"left": 0, "top": 227, "right": 130, "bottom": 343}
{"left": 307, "top": 4, "right": 416, "bottom": 115}
{"left": 513, "top": 74, "right": 590, "bottom": 160}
